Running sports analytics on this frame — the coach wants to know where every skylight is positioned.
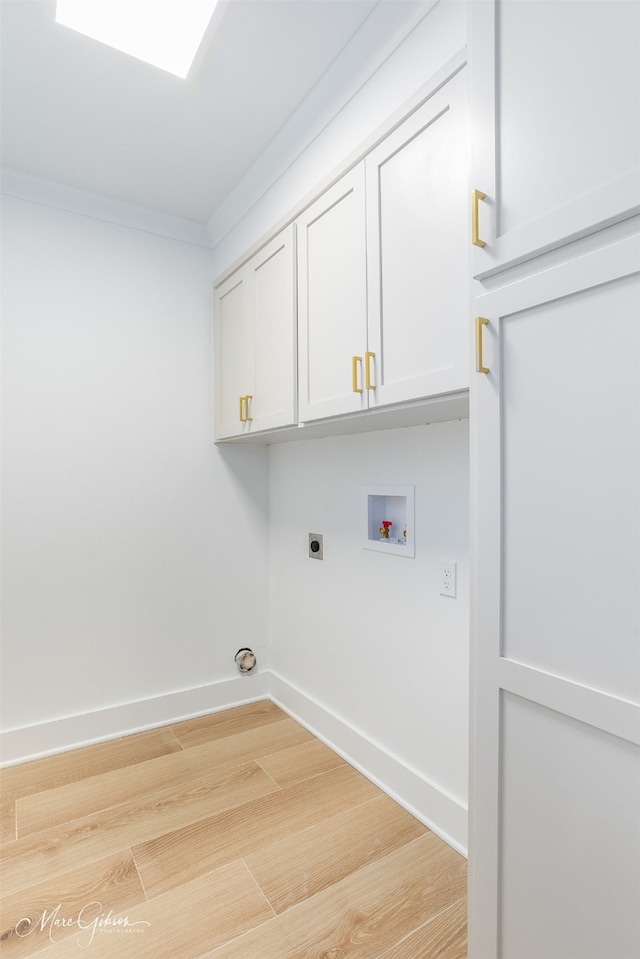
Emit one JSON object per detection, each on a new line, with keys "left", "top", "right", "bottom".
{"left": 55, "top": 1, "right": 221, "bottom": 79}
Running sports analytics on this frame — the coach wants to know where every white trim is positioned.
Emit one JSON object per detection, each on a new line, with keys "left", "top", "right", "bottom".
{"left": 0, "top": 673, "right": 269, "bottom": 766}
{"left": 498, "top": 660, "right": 640, "bottom": 747}
{"left": 0, "top": 169, "right": 213, "bottom": 249}
{"left": 476, "top": 232, "right": 640, "bottom": 316}
{"left": 269, "top": 671, "right": 468, "bottom": 857}
{"left": 474, "top": 173, "right": 640, "bottom": 281}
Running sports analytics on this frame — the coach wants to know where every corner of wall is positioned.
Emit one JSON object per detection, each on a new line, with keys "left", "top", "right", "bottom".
{"left": 270, "top": 671, "right": 468, "bottom": 856}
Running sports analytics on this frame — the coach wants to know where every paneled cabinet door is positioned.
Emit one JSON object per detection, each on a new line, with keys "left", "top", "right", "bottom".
{"left": 213, "top": 226, "right": 296, "bottom": 440}
{"left": 213, "top": 267, "right": 252, "bottom": 440}
{"left": 297, "top": 165, "right": 368, "bottom": 422}
{"left": 469, "top": 233, "right": 640, "bottom": 959}
{"left": 470, "top": 0, "right": 640, "bottom": 280}
{"left": 366, "top": 66, "right": 469, "bottom": 407}
{"left": 249, "top": 227, "right": 296, "bottom": 434}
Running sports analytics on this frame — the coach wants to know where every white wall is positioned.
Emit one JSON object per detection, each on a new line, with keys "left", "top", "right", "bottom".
{"left": 269, "top": 423, "right": 469, "bottom": 843}
{"left": 0, "top": 195, "right": 269, "bottom": 752}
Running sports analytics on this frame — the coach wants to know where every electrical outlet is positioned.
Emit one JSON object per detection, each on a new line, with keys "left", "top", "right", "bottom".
{"left": 440, "top": 561, "right": 457, "bottom": 597}
{"left": 309, "top": 533, "right": 323, "bottom": 560}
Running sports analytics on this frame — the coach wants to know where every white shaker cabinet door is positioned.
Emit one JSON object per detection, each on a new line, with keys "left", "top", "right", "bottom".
{"left": 213, "top": 267, "right": 252, "bottom": 440}
{"left": 366, "top": 67, "right": 469, "bottom": 407}
{"left": 297, "top": 165, "right": 368, "bottom": 423}
{"left": 470, "top": 0, "right": 640, "bottom": 279}
{"left": 469, "top": 232, "right": 640, "bottom": 958}
{"left": 214, "top": 225, "right": 296, "bottom": 440}
{"left": 249, "top": 227, "right": 296, "bottom": 434}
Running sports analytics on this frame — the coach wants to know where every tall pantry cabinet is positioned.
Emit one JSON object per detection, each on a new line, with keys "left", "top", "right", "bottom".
{"left": 468, "top": 2, "right": 640, "bottom": 958}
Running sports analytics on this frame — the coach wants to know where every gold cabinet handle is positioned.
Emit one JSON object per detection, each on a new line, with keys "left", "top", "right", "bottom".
{"left": 365, "top": 351, "right": 376, "bottom": 390}
{"left": 475, "top": 317, "right": 490, "bottom": 374}
{"left": 352, "top": 356, "right": 363, "bottom": 393}
{"left": 239, "top": 396, "right": 246, "bottom": 422}
{"left": 245, "top": 394, "right": 253, "bottom": 421}
{"left": 472, "top": 189, "right": 486, "bottom": 248}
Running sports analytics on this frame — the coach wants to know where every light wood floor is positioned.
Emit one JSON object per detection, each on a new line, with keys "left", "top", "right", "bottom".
{"left": 0, "top": 700, "right": 467, "bottom": 958}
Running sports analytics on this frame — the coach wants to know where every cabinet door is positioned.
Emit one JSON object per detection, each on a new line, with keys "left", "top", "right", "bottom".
{"left": 297, "top": 166, "right": 368, "bottom": 422}
{"left": 471, "top": 0, "right": 640, "bottom": 280}
{"left": 213, "top": 267, "right": 252, "bottom": 440}
{"left": 469, "top": 233, "right": 640, "bottom": 958}
{"left": 366, "top": 67, "right": 469, "bottom": 407}
{"left": 249, "top": 226, "right": 296, "bottom": 433}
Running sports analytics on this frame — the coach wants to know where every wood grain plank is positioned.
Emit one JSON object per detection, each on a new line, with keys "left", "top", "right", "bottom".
{"left": 1, "top": 726, "right": 182, "bottom": 804}
{"left": 0, "top": 850, "right": 146, "bottom": 959}
{"left": 202, "top": 833, "right": 467, "bottom": 959}
{"left": 170, "top": 700, "right": 286, "bottom": 749}
{"left": 0, "top": 726, "right": 183, "bottom": 849}
{"left": 16, "top": 718, "right": 311, "bottom": 836}
{"left": 32, "top": 859, "right": 274, "bottom": 959}
{"left": 377, "top": 897, "right": 467, "bottom": 959}
{"left": 256, "top": 738, "right": 346, "bottom": 788}
{"left": 134, "top": 763, "right": 380, "bottom": 899}
{"left": 244, "top": 793, "right": 427, "bottom": 914}
{"left": 2, "top": 762, "right": 280, "bottom": 897}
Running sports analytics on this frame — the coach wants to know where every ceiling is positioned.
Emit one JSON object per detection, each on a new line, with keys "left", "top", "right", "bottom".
{"left": 1, "top": 0, "right": 425, "bottom": 226}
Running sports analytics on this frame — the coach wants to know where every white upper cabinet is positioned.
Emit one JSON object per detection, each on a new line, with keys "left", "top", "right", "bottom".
{"left": 216, "top": 62, "right": 470, "bottom": 438}
{"left": 470, "top": 0, "right": 640, "bottom": 279}
{"left": 366, "top": 67, "right": 469, "bottom": 407}
{"left": 214, "top": 226, "right": 296, "bottom": 440}
{"left": 214, "top": 269, "right": 251, "bottom": 440}
{"left": 251, "top": 229, "right": 297, "bottom": 433}
{"left": 297, "top": 164, "right": 367, "bottom": 422}
{"left": 297, "top": 166, "right": 368, "bottom": 422}
{"left": 297, "top": 67, "right": 469, "bottom": 425}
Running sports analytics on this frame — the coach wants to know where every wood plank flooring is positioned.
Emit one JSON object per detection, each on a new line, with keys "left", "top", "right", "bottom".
{"left": 0, "top": 700, "right": 467, "bottom": 958}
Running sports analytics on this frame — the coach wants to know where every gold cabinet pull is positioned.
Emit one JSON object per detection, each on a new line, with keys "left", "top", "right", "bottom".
{"left": 352, "top": 356, "right": 363, "bottom": 393}
{"left": 245, "top": 394, "right": 253, "bottom": 421}
{"left": 472, "top": 189, "right": 486, "bottom": 248}
{"left": 475, "top": 317, "right": 490, "bottom": 374}
{"left": 239, "top": 396, "right": 246, "bottom": 422}
{"left": 365, "top": 351, "right": 376, "bottom": 390}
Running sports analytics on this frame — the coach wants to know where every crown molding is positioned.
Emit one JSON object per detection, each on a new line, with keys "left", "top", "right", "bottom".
{"left": 1, "top": 168, "right": 213, "bottom": 248}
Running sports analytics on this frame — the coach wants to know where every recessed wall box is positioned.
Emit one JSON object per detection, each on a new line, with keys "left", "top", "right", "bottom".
{"left": 364, "top": 485, "right": 415, "bottom": 557}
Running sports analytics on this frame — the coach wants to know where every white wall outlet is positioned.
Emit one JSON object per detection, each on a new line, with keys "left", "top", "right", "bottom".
{"left": 440, "top": 561, "right": 457, "bottom": 597}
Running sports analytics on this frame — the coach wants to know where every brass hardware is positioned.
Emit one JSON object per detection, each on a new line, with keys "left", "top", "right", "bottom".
{"left": 365, "top": 351, "right": 376, "bottom": 390}
{"left": 239, "top": 395, "right": 253, "bottom": 421}
{"left": 472, "top": 189, "right": 486, "bottom": 248}
{"left": 475, "top": 317, "right": 489, "bottom": 374}
{"left": 352, "top": 355, "right": 363, "bottom": 393}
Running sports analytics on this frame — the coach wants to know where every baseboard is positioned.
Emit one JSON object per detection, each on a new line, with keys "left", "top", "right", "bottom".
{"left": 269, "top": 671, "right": 468, "bottom": 856}
{"left": 0, "top": 672, "right": 269, "bottom": 766}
